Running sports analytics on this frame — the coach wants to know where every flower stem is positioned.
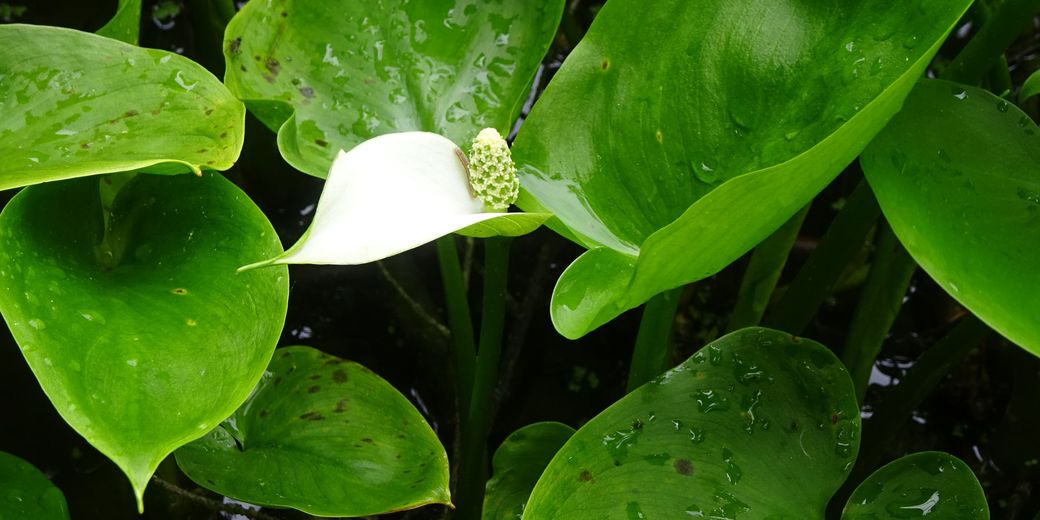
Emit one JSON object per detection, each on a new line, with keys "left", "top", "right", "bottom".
{"left": 727, "top": 204, "right": 809, "bottom": 332}
{"left": 626, "top": 287, "right": 682, "bottom": 393}
{"left": 765, "top": 179, "right": 880, "bottom": 334}
{"left": 455, "top": 237, "right": 512, "bottom": 520}
{"left": 436, "top": 236, "right": 476, "bottom": 417}
{"left": 841, "top": 222, "right": 917, "bottom": 402}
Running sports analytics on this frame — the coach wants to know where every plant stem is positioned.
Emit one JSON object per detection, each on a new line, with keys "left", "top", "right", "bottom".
{"left": 727, "top": 205, "right": 809, "bottom": 332}
{"left": 150, "top": 475, "right": 283, "bottom": 520}
{"left": 766, "top": 179, "right": 880, "bottom": 335}
{"left": 626, "top": 288, "right": 682, "bottom": 393}
{"left": 943, "top": 0, "right": 1040, "bottom": 85}
{"left": 841, "top": 222, "right": 917, "bottom": 402}
{"left": 436, "top": 236, "right": 477, "bottom": 417}
{"left": 455, "top": 237, "right": 512, "bottom": 520}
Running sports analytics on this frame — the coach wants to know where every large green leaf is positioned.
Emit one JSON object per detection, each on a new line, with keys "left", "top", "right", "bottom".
{"left": 843, "top": 452, "right": 988, "bottom": 519}
{"left": 522, "top": 327, "right": 860, "bottom": 518}
{"left": 861, "top": 79, "right": 1040, "bottom": 355}
{"left": 483, "top": 422, "right": 575, "bottom": 520}
{"left": 513, "top": 0, "right": 972, "bottom": 338}
{"left": 0, "top": 173, "right": 289, "bottom": 508}
{"left": 0, "top": 452, "right": 69, "bottom": 520}
{"left": 175, "top": 346, "right": 451, "bottom": 517}
{"left": 223, "top": 0, "right": 564, "bottom": 177}
{"left": 0, "top": 24, "right": 244, "bottom": 190}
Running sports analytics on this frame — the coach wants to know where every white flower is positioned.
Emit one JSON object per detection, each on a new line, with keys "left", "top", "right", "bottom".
{"left": 241, "top": 130, "right": 547, "bottom": 269}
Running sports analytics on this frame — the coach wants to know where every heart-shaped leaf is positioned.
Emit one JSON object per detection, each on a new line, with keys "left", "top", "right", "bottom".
{"left": 223, "top": 0, "right": 564, "bottom": 177}
{"left": 0, "top": 173, "right": 289, "bottom": 508}
{"left": 842, "top": 452, "right": 988, "bottom": 519}
{"left": 513, "top": 0, "right": 972, "bottom": 338}
{"left": 861, "top": 79, "right": 1040, "bottom": 355}
{"left": 0, "top": 452, "right": 69, "bottom": 520}
{"left": 522, "top": 327, "right": 860, "bottom": 518}
{"left": 0, "top": 24, "right": 244, "bottom": 190}
{"left": 176, "top": 346, "right": 451, "bottom": 517}
{"left": 243, "top": 131, "right": 549, "bottom": 269}
{"left": 483, "top": 422, "right": 575, "bottom": 520}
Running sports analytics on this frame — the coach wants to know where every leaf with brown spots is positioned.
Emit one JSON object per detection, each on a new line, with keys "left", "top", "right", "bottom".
{"left": 175, "top": 346, "right": 449, "bottom": 517}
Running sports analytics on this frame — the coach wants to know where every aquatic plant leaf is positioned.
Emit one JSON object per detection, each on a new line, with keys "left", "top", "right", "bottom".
{"left": 176, "top": 346, "right": 451, "bottom": 517}
{"left": 522, "top": 327, "right": 860, "bottom": 519}
{"left": 243, "top": 132, "right": 548, "bottom": 268}
{"left": 842, "top": 452, "right": 988, "bottom": 519}
{"left": 862, "top": 79, "right": 1040, "bottom": 356}
{"left": 1019, "top": 69, "right": 1040, "bottom": 105}
{"left": 0, "top": 25, "right": 244, "bottom": 190}
{"left": 96, "top": 0, "right": 142, "bottom": 44}
{"left": 483, "top": 422, "right": 575, "bottom": 520}
{"left": 223, "top": 0, "right": 564, "bottom": 177}
{"left": 0, "top": 174, "right": 288, "bottom": 509}
{"left": 512, "top": 0, "right": 972, "bottom": 338}
{"left": 0, "top": 452, "right": 69, "bottom": 520}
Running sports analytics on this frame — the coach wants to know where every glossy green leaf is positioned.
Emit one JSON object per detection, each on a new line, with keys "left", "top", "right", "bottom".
{"left": 861, "top": 79, "right": 1040, "bottom": 355}
{"left": 1018, "top": 68, "right": 1040, "bottom": 105}
{"left": 243, "top": 132, "right": 548, "bottom": 269}
{"left": 483, "top": 422, "right": 575, "bottom": 520}
{"left": 513, "top": 0, "right": 972, "bottom": 339}
{"left": 0, "top": 452, "right": 69, "bottom": 520}
{"left": 0, "top": 173, "right": 289, "bottom": 508}
{"left": 176, "top": 346, "right": 450, "bottom": 517}
{"left": 96, "top": 0, "right": 142, "bottom": 45}
{"left": 842, "top": 452, "right": 988, "bottom": 519}
{"left": 522, "top": 327, "right": 860, "bottom": 519}
{"left": 223, "top": 0, "right": 564, "bottom": 177}
{"left": 0, "top": 24, "right": 244, "bottom": 190}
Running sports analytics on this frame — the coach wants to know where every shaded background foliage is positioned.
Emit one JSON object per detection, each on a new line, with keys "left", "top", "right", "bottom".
{"left": 0, "top": 0, "right": 1039, "bottom": 518}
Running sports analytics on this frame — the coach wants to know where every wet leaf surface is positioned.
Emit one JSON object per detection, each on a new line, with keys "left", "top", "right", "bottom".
{"left": 523, "top": 327, "right": 860, "bottom": 518}
{"left": 0, "top": 173, "right": 288, "bottom": 506}
{"left": 0, "top": 25, "right": 244, "bottom": 190}
{"left": 513, "top": 0, "right": 973, "bottom": 338}
{"left": 862, "top": 79, "right": 1040, "bottom": 356}
{"left": 176, "top": 346, "right": 451, "bottom": 517}
{"left": 223, "top": 0, "right": 564, "bottom": 177}
{"left": 843, "top": 452, "right": 988, "bottom": 519}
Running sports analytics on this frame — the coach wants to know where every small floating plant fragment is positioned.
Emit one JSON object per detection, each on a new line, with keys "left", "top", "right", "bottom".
{"left": 242, "top": 129, "right": 549, "bottom": 269}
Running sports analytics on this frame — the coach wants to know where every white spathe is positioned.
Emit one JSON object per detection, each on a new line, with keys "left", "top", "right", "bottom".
{"left": 242, "top": 131, "right": 531, "bottom": 268}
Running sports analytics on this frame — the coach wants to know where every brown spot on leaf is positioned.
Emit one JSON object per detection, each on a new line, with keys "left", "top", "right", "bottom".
{"left": 315, "top": 139, "right": 329, "bottom": 148}
{"left": 362, "top": 438, "right": 374, "bottom": 444}
{"left": 299, "top": 86, "right": 314, "bottom": 98}
{"left": 264, "top": 56, "right": 280, "bottom": 76}
{"left": 259, "top": 409, "right": 269, "bottom": 418}
{"left": 332, "top": 369, "right": 347, "bottom": 383}
{"left": 601, "top": 58, "right": 610, "bottom": 70}
{"left": 307, "top": 385, "right": 320, "bottom": 394}
{"left": 334, "top": 399, "right": 348, "bottom": 413}
{"left": 578, "top": 469, "right": 594, "bottom": 483}
{"left": 308, "top": 374, "right": 321, "bottom": 381}
{"left": 674, "top": 459, "right": 693, "bottom": 476}
{"left": 228, "top": 37, "right": 242, "bottom": 55}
